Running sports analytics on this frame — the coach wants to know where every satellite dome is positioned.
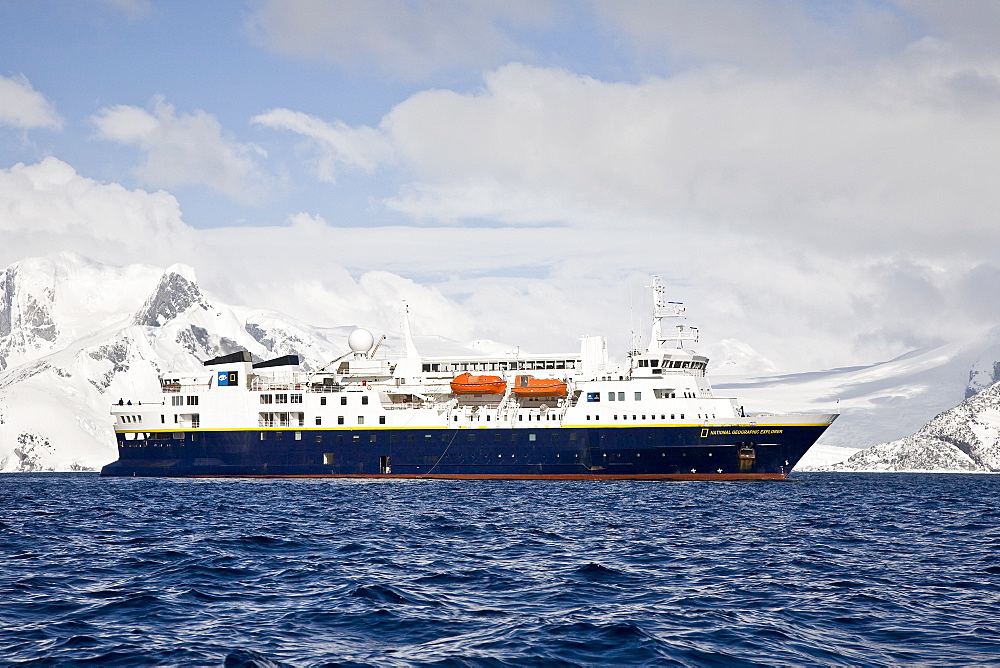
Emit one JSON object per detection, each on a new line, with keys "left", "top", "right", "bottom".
{"left": 348, "top": 328, "right": 375, "bottom": 353}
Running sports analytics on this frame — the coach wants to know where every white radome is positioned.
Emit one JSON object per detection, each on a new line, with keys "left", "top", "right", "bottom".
{"left": 348, "top": 327, "right": 375, "bottom": 353}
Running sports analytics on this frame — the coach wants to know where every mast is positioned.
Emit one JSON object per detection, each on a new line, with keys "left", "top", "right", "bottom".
{"left": 646, "top": 275, "right": 699, "bottom": 351}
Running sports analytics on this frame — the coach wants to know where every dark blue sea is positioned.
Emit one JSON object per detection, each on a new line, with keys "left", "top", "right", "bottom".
{"left": 2, "top": 473, "right": 999, "bottom": 666}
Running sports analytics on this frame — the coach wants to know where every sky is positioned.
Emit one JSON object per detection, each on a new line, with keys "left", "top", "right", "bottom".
{"left": 2, "top": 0, "right": 1000, "bottom": 373}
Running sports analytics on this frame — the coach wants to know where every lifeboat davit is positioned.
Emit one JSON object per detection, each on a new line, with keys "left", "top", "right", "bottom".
{"left": 450, "top": 372, "right": 507, "bottom": 395}
{"left": 511, "top": 375, "right": 567, "bottom": 397}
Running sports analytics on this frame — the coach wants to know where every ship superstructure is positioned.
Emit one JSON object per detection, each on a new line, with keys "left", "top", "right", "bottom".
{"left": 102, "top": 278, "right": 837, "bottom": 479}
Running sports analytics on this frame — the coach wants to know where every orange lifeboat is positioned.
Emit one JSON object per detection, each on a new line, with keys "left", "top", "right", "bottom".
{"left": 450, "top": 372, "right": 507, "bottom": 395}
{"left": 510, "top": 375, "right": 567, "bottom": 397}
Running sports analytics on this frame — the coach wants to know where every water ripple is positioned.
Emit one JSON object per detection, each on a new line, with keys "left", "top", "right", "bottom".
{"left": 2, "top": 473, "right": 1000, "bottom": 665}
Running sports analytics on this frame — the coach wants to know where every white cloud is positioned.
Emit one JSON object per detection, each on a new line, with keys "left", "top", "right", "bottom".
{"left": 91, "top": 97, "right": 270, "bottom": 204}
{"left": 370, "top": 59, "right": 1000, "bottom": 257}
{"left": 595, "top": 0, "right": 913, "bottom": 69}
{"left": 245, "top": 0, "right": 553, "bottom": 79}
{"left": 252, "top": 108, "right": 392, "bottom": 183}
{"left": 0, "top": 74, "right": 62, "bottom": 130}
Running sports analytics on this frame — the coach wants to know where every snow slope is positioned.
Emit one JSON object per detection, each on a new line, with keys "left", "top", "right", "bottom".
{"left": 714, "top": 330, "right": 1000, "bottom": 469}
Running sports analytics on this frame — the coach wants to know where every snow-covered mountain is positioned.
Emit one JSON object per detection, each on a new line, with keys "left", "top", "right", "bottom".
{"left": 0, "top": 254, "right": 362, "bottom": 471}
{"left": 826, "top": 380, "right": 1000, "bottom": 472}
{"left": 714, "top": 329, "right": 1000, "bottom": 469}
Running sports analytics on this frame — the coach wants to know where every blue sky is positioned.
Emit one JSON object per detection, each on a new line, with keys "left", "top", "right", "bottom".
{"left": 3, "top": 0, "right": 1000, "bottom": 372}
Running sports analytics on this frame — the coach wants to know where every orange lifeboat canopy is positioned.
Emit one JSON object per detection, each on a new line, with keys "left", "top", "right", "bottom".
{"left": 450, "top": 372, "right": 507, "bottom": 395}
{"left": 511, "top": 375, "right": 567, "bottom": 397}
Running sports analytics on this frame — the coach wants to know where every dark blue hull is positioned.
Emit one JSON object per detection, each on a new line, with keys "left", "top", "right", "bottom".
{"left": 100, "top": 424, "right": 830, "bottom": 480}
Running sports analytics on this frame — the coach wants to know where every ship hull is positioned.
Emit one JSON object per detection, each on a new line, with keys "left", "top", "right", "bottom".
{"left": 100, "top": 423, "right": 829, "bottom": 480}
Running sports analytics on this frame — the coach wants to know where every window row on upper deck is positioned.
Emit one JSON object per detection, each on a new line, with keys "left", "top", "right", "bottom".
{"left": 422, "top": 359, "right": 578, "bottom": 373}
{"left": 636, "top": 359, "right": 706, "bottom": 370}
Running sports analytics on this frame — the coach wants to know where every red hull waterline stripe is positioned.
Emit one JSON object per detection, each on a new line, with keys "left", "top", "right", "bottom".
{"left": 179, "top": 472, "right": 789, "bottom": 481}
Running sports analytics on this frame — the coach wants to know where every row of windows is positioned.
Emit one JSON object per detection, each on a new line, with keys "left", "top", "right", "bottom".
{"left": 317, "top": 395, "right": 368, "bottom": 406}
{"left": 422, "top": 359, "right": 579, "bottom": 373}
{"left": 171, "top": 395, "right": 199, "bottom": 406}
{"left": 636, "top": 359, "right": 707, "bottom": 370}
{"left": 304, "top": 431, "right": 575, "bottom": 444}
{"left": 259, "top": 393, "right": 304, "bottom": 405}
{"left": 586, "top": 413, "right": 687, "bottom": 421}
{"left": 312, "top": 415, "right": 388, "bottom": 426}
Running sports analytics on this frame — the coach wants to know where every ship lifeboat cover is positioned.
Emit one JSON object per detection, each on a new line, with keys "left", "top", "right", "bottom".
{"left": 511, "top": 375, "right": 567, "bottom": 397}
{"left": 450, "top": 372, "right": 507, "bottom": 395}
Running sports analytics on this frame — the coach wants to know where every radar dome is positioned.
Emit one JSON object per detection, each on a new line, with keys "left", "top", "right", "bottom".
{"left": 348, "top": 328, "right": 375, "bottom": 353}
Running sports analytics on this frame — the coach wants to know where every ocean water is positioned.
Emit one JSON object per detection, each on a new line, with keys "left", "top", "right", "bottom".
{"left": 1, "top": 473, "right": 999, "bottom": 666}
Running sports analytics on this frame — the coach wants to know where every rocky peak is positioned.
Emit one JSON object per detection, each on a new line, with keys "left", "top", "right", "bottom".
{"left": 133, "top": 264, "right": 208, "bottom": 327}
{"left": 0, "top": 261, "right": 59, "bottom": 371}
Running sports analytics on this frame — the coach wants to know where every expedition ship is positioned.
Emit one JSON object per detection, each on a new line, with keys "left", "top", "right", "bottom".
{"left": 101, "top": 278, "right": 837, "bottom": 480}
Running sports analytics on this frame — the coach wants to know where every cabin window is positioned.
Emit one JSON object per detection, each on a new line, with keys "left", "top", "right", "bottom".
{"left": 369, "top": 434, "right": 376, "bottom": 442}
{"left": 529, "top": 433, "right": 536, "bottom": 441}
{"left": 260, "top": 394, "right": 273, "bottom": 404}
{"left": 340, "top": 396, "right": 347, "bottom": 405}
{"left": 291, "top": 394, "right": 302, "bottom": 403}
{"left": 260, "top": 432, "right": 266, "bottom": 440}
{"left": 295, "top": 431, "right": 302, "bottom": 440}
{"left": 171, "top": 396, "right": 183, "bottom": 406}
{"left": 320, "top": 396, "right": 327, "bottom": 405}
{"left": 357, "top": 416, "right": 364, "bottom": 425}
{"left": 680, "top": 414, "right": 685, "bottom": 419}
{"left": 379, "top": 416, "right": 386, "bottom": 425}
{"left": 191, "top": 414, "right": 200, "bottom": 428}
{"left": 586, "top": 415, "right": 590, "bottom": 421}
{"left": 635, "top": 392, "right": 641, "bottom": 401}
{"left": 315, "top": 434, "right": 322, "bottom": 442}
{"left": 361, "top": 396, "right": 369, "bottom": 405}
{"left": 324, "top": 453, "right": 335, "bottom": 465}
{"left": 454, "top": 415, "right": 458, "bottom": 422}
{"left": 618, "top": 392, "right": 625, "bottom": 401}
{"left": 337, "top": 416, "right": 344, "bottom": 425}
{"left": 186, "top": 396, "right": 199, "bottom": 406}
{"left": 608, "top": 392, "right": 615, "bottom": 401}
{"left": 160, "top": 415, "right": 165, "bottom": 423}
{"left": 671, "top": 414, "right": 675, "bottom": 419}
{"left": 315, "top": 417, "right": 322, "bottom": 425}
{"left": 275, "top": 394, "right": 288, "bottom": 404}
